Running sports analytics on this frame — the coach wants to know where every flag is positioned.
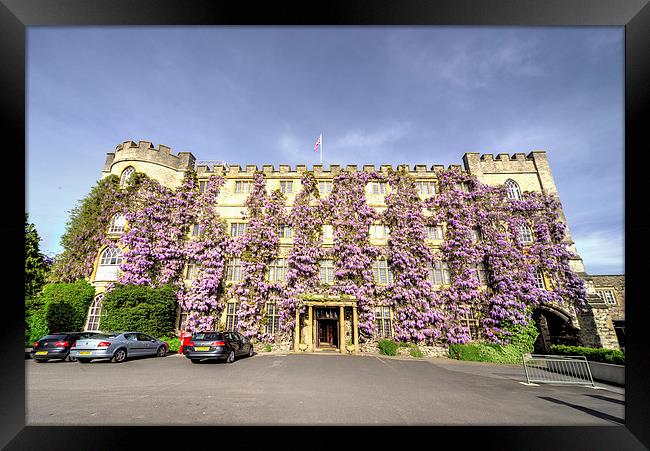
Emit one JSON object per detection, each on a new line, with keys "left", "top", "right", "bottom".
{"left": 314, "top": 134, "right": 322, "bottom": 152}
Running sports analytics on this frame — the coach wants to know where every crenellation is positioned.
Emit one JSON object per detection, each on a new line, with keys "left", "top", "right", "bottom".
{"left": 414, "top": 164, "right": 427, "bottom": 172}
{"left": 431, "top": 164, "right": 445, "bottom": 172}
{"left": 246, "top": 164, "right": 258, "bottom": 173}
{"left": 229, "top": 164, "right": 242, "bottom": 174}
{"left": 313, "top": 164, "right": 323, "bottom": 174}
{"left": 330, "top": 164, "right": 341, "bottom": 175}
{"left": 158, "top": 144, "right": 171, "bottom": 154}
{"left": 279, "top": 164, "right": 290, "bottom": 173}
{"left": 380, "top": 164, "right": 393, "bottom": 172}
{"left": 480, "top": 154, "right": 494, "bottom": 162}
{"left": 363, "top": 164, "right": 376, "bottom": 173}
{"left": 296, "top": 164, "right": 307, "bottom": 173}
{"left": 346, "top": 164, "right": 358, "bottom": 172}
{"left": 262, "top": 164, "right": 274, "bottom": 173}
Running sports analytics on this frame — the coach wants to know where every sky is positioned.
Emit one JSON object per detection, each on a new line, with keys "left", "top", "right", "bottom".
{"left": 26, "top": 27, "right": 624, "bottom": 275}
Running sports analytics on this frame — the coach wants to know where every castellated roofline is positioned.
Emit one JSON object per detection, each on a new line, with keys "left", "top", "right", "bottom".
{"left": 103, "top": 140, "right": 196, "bottom": 173}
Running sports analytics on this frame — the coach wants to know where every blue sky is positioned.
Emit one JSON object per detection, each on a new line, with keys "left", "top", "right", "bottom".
{"left": 26, "top": 27, "right": 624, "bottom": 274}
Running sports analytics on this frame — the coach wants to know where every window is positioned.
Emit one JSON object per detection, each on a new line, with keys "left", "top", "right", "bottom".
{"left": 280, "top": 180, "right": 293, "bottom": 194}
{"left": 268, "top": 258, "right": 287, "bottom": 282}
{"left": 226, "top": 302, "right": 239, "bottom": 331}
{"left": 320, "top": 260, "right": 335, "bottom": 284}
{"left": 596, "top": 289, "right": 617, "bottom": 305}
{"left": 96, "top": 247, "right": 123, "bottom": 281}
{"left": 226, "top": 258, "right": 242, "bottom": 282}
{"left": 519, "top": 224, "right": 533, "bottom": 243}
{"left": 471, "top": 228, "right": 482, "bottom": 242}
{"left": 319, "top": 181, "right": 333, "bottom": 196}
{"left": 186, "top": 259, "right": 199, "bottom": 280}
{"left": 534, "top": 269, "right": 546, "bottom": 290}
{"left": 470, "top": 263, "right": 489, "bottom": 285}
{"left": 370, "top": 181, "right": 386, "bottom": 194}
{"left": 369, "top": 224, "right": 390, "bottom": 239}
{"left": 230, "top": 222, "right": 247, "bottom": 237}
{"left": 375, "top": 306, "right": 392, "bottom": 338}
{"left": 427, "top": 225, "right": 444, "bottom": 240}
{"left": 505, "top": 179, "right": 522, "bottom": 200}
{"left": 191, "top": 224, "right": 205, "bottom": 237}
{"left": 108, "top": 214, "right": 126, "bottom": 234}
{"left": 416, "top": 181, "right": 437, "bottom": 196}
{"left": 428, "top": 261, "right": 451, "bottom": 285}
{"left": 265, "top": 302, "right": 280, "bottom": 335}
{"left": 119, "top": 166, "right": 135, "bottom": 188}
{"left": 454, "top": 182, "right": 469, "bottom": 193}
{"left": 198, "top": 180, "right": 207, "bottom": 194}
{"left": 461, "top": 309, "right": 479, "bottom": 340}
{"left": 322, "top": 224, "right": 333, "bottom": 239}
{"left": 372, "top": 260, "right": 394, "bottom": 285}
{"left": 235, "top": 180, "right": 252, "bottom": 194}
{"left": 278, "top": 225, "right": 293, "bottom": 239}
{"left": 84, "top": 295, "right": 103, "bottom": 331}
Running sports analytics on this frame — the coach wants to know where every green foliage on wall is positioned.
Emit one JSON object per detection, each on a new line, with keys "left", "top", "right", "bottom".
{"left": 549, "top": 344, "right": 625, "bottom": 365}
{"left": 26, "top": 311, "right": 49, "bottom": 345}
{"left": 159, "top": 336, "right": 181, "bottom": 353}
{"left": 25, "top": 214, "right": 51, "bottom": 300}
{"left": 102, "top": 284, "right": 177, "bottom": 337}
{"left": 448, "top": 317, "right": 539, "bottom": 364}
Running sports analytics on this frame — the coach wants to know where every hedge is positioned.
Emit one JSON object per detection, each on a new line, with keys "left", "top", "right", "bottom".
{"left": 102, "top": 284, "right": 177, "bottom": 337}
{"left": 378, "top": 339, "right": 399, "bottom": 356}
{"left": 549, "top": 344, "right": 625, "bottom": 365}
{"left": 448, "top": 318, "right": 539, "bottom": 364}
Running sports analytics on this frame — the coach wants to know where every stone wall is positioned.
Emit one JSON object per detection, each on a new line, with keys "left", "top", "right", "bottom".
{"left": 577, "top": 298, "right": 620, "bottom": 350}
{"left": 589, "top": 275, "right": 625, "bottom": 322}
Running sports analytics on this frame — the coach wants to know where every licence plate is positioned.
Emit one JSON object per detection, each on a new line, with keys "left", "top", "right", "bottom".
{"left": 35, "top": 351, "right": 48, "bottom": 355}
{"left": 194, "top": 346, "right": 210, "bottom": 351}
{"left": 79, "top": 351, "right": 92, "bottom": 355}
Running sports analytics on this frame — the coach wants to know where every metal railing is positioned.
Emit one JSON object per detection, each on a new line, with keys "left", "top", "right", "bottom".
{"left": 522, "top": 354, "right": 595, "bottom": 387}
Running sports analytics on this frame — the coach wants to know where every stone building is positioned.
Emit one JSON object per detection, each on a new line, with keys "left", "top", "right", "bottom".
{"left": 588, "top": 275, "right": 625, "bottom": 350}
{"left": 82, "top": 140, "right": 621, "bottom": 353}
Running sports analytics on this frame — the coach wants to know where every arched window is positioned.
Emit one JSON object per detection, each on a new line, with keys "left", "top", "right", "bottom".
{"left": 85, "top": 294, "right": 104, "bottom": 331}
{"left": 108, "top": 214, "right": 126, "bottom": 234}
{"left": 505, "top": 179, "right": 522, "bottom": 200}
{"left": 519, "top": 224, "right": 534, "bottom": 244}
{"left": 95, "top": 247, "right": 123, "bottom": 281}
{"left": 120, "top": 166, "right": 135, "bottom": 187}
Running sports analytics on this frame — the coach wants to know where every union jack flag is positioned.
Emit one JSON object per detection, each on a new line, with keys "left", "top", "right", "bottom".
{"left": 314, "top": 134, "right": 322, "bottom": 152}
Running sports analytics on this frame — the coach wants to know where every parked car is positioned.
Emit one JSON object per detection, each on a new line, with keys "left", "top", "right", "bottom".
{"left": 184, "top": 331, "right": 253, "bottom": 364}
{"left": 30, "top": 332, "right": 100, "bottom": 362}
{"left": 69, "top": 331, "right": 168, "bottom": 363}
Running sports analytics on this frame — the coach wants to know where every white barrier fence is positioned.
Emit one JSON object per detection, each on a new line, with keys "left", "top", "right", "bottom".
{"left": 522, "top": 354, "right": 595, "bottom": 387}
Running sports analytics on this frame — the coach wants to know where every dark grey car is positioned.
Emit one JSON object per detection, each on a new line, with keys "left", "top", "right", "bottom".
{"left": 184, "top": 331, "right": 253, "bottom": 364}
{"left": 70, "top": 331, "right": 168, "bottom": 363}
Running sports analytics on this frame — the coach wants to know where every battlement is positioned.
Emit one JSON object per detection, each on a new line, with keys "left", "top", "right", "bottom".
{"left": 103, "top": 140, "right": 196, "bottom": 173}
{"left": 195, "top": 163, "right": 458, "bottom": 177}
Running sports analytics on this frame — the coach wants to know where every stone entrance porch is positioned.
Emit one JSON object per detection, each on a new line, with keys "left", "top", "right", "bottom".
{"left": 293, "top": 295, "right": 359, "bottom": 353}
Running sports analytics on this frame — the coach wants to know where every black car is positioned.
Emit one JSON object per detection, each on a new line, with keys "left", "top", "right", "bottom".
{"left": 184, "top": 331, "right": 254, "bottom": 364}
{"left": 30, "top": 332, "right": 100, "bottom": 362}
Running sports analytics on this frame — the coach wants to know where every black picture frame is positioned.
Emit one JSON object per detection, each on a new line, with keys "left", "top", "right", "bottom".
{"left": 2, "top": 0, "right": 648, "bottom": 449}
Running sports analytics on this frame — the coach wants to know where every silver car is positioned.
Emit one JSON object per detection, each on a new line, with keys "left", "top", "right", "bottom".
{"left": 69, "top": 331, "right": 168, "bottom": 363}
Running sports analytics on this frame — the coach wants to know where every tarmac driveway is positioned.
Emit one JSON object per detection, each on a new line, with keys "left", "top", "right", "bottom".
{"left": 25, "top": 353, "right": 625, "bottom": 426}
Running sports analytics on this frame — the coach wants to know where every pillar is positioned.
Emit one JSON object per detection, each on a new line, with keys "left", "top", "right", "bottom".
{"left": 352, "top": 306, "right": 359, "bottom": 353}
{"left": 294, "top": 308, "right": 300, "bottom": 352}
{"left": 339, "top": 306, "right": 345, "bottom": 353}
{"left": 308, "top": 305, "right": 313, "bottom": 351}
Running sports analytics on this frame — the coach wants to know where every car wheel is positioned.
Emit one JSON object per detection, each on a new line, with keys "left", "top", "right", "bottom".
{"left": 112, "top": 348, "right": 127, "bottom": 363}
{"left": 77, "top": 358, "right": 91, "bottom": 363}
{"left": 190, "top": 359, "right": 200, "bottom": 364}
{"left": 156, "top": 346, "right": 167, "bottom": 357}
{"left": 226, "top": 350, "right": 235, "bottom": 363}
{"left": 248, "top": 346, "right": 254, "bottom": 357}
{"left": 66, "top": 354, "right": 77, "bottom": 362}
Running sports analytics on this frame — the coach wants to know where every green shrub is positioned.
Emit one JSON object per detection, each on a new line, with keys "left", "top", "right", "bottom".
{"left": 378, "top": 339, "right": 398, "bottom": 356}
{"left": 42, "top": 281, "right": 95, "bottom": 332}
{"left": 549, "top": 344, "right": 625, "bottom": 365}
{"left": 264, "top": 344, "right": 272, "bottom": 352}
{"left": 102, "top": 284, "right": 177, "bottom": 337}
{"left": 26, "top": 311, "right": 49, "bottom": 345}
{"left": 159, "top": 336, "right": 181, "bottom": 352}
{"left": 409, "top": 344, "right": 423, "bottom": 358}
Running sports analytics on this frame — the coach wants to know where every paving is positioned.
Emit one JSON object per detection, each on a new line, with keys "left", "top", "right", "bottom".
{"left": 25, "top": 352, "right": 625, "bottom": 426}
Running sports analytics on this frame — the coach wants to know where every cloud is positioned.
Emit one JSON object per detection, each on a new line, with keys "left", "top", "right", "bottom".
{"left": 333, "top": 122, "right": 411, "bottom": 149}
{"left": 572, "top": 230, "right": 624, "bottom": 274}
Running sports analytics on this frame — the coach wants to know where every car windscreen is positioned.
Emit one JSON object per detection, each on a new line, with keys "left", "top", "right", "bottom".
{"left": 91, "top": 333, "right": 120, "bottom": 339}
{"left": 191, "top": 332, "right": 223, "bottom": 341}
{"left": 41, "top": 334, "right": 67, "bottom": 340}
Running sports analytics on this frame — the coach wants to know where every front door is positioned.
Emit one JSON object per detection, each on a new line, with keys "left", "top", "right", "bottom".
{"left": 318, "top": 320, "right": 338, "bottom": 349}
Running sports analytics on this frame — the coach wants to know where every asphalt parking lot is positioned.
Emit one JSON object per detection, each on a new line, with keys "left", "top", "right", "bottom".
{"left": 26, "top": 352, "right": 625, "bottom": 426}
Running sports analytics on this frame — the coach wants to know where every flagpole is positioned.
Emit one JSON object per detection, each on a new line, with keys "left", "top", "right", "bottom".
{"left": 320, "top": 132, "right": 323, "bottom": 164}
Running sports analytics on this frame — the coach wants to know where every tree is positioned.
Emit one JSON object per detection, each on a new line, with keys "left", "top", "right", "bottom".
{"left": 25, "top": 213, "right": 51, "bottom": 299}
